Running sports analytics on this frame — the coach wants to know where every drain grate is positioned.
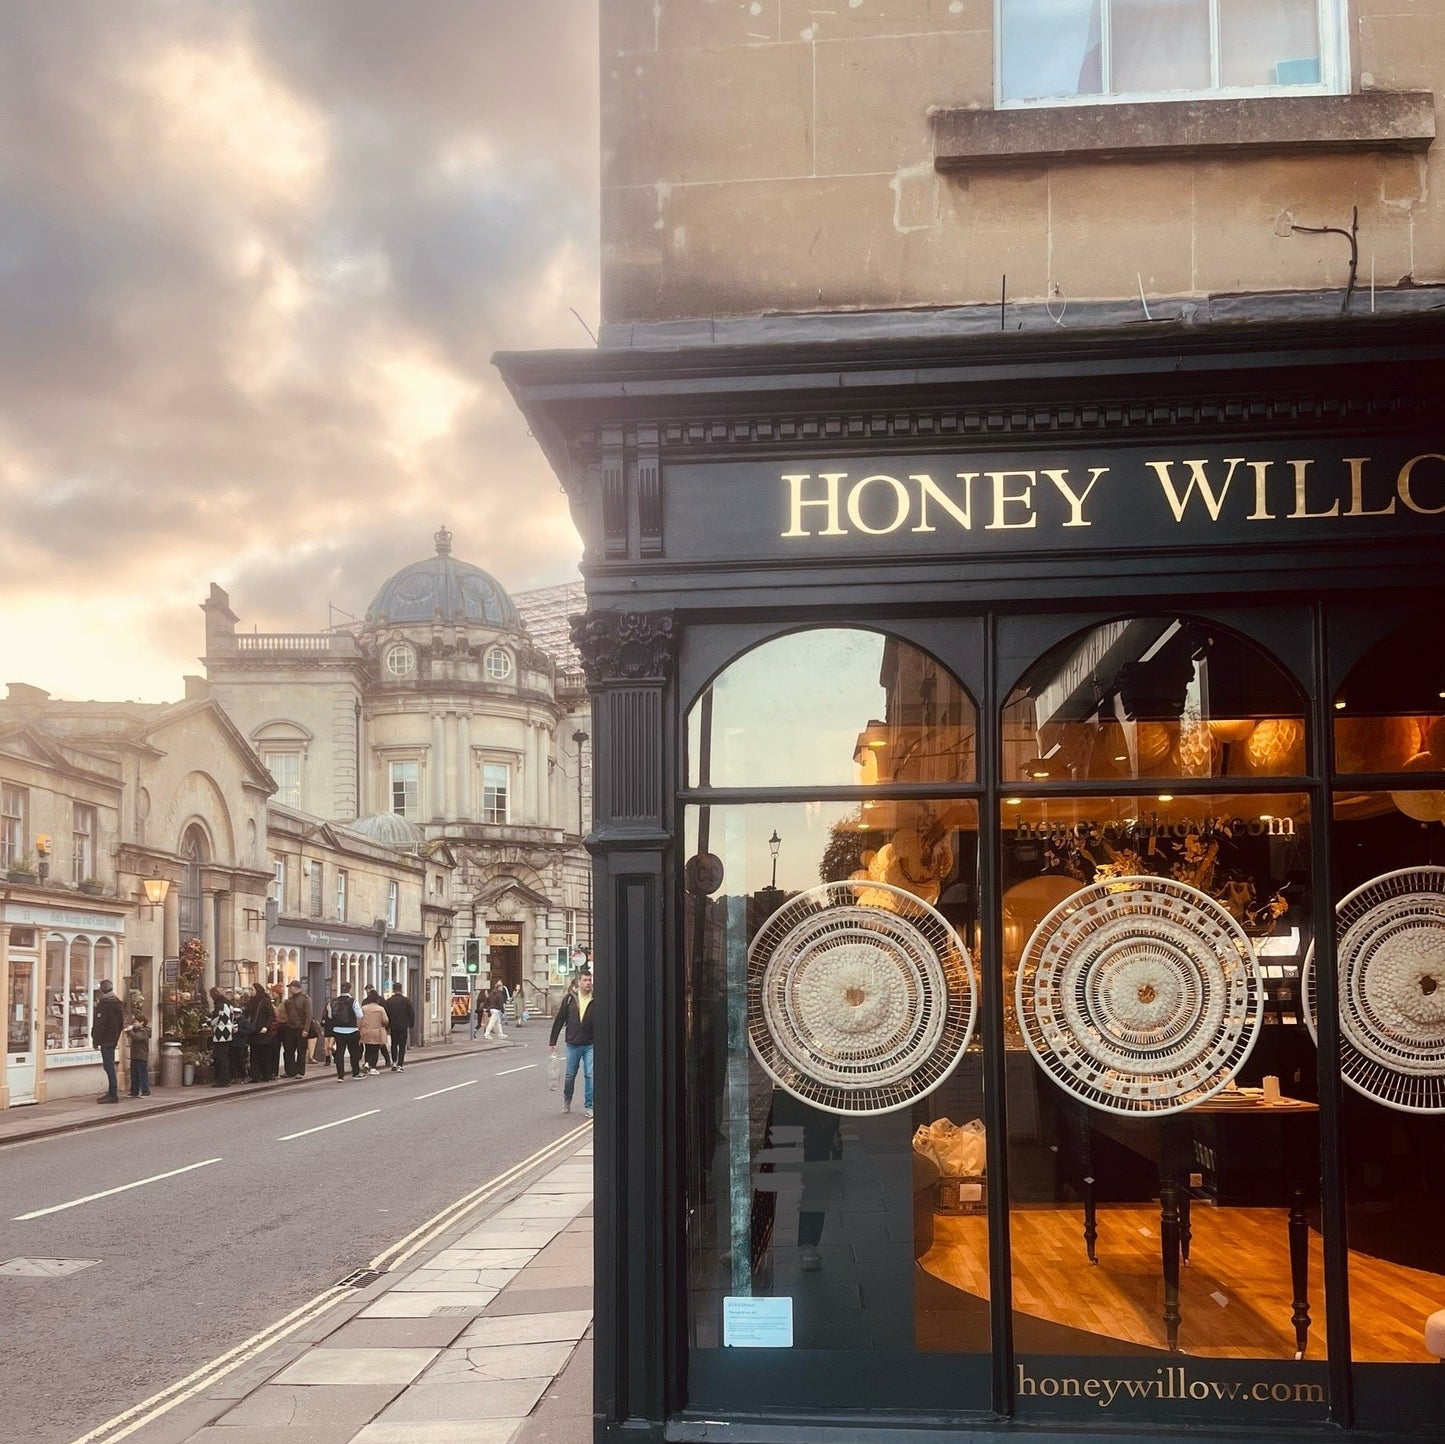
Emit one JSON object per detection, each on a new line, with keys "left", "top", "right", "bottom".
{"left": 0, "top": 1257, "right": 99, "bottom": 1278}
{"left": 336, "top": 1267, "right": 386, "bottom": 1290}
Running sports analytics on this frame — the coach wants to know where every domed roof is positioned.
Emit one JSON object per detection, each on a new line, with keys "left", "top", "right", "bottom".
{"left": 365, "top": 527, "right": 520, "bottom": 630}
{"left": 346, "top": 812, "right": 427, "bottom": 850}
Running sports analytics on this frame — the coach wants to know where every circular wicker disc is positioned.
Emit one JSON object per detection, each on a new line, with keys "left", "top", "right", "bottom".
{"left": 747, "top": 881, "right": 976, "bottom": 1115}
{"left": 1017, "top": 875, "right": 1263, "bottom": 1115}
{"left": 1304, "top": 866, "right": 1445, "bottom": 1113}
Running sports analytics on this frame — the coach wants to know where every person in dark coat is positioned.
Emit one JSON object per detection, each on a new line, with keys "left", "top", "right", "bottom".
{"left": 280, "top": 980, "right": 313, "bottom": 1079}
{"left": 383, "top": 982, "right": 415, "bottom": 1072}
{"left": 243, "top": 982, "right": 277, "bottom": 1082}
{"left": 92, "top": 979, "right": 125, "bottom": 1103}
{"left": 548, "top": 967, "right": 595, "bottom": 1117}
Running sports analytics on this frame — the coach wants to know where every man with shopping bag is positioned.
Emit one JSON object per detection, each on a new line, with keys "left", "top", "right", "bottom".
{"left": 548, "top": 967, "right": 594, "bottom": 1118}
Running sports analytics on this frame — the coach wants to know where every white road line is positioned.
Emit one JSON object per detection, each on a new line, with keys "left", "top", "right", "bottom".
{"left": 413, "top": 1079, "right": 479, "bottom": 1100}
{"left": 495, "top": 1063, "right": 538, "bottom": 1077}
{"left": 278, "top": 1110, "right": 379, "bottom": 1141}
{"left": 15, "top": 1158, "right": 222, "bottom": 1221}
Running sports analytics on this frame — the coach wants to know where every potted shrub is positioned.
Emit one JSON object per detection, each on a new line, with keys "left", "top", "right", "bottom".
{"left": 7, "top": 854, "right": 38, "bottom": 884}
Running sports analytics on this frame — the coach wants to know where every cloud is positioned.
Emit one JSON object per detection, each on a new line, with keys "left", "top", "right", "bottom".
{"left": 0, "top": 0, "right": 597, "bottom": 699}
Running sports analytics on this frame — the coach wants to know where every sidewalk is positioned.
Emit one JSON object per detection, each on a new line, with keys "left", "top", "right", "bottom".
{"left": 165, "top": 1128, "right": 594, "bottom": 1444}
{"left": 0, "top": 1031, "right": 527, "bottom": 1149}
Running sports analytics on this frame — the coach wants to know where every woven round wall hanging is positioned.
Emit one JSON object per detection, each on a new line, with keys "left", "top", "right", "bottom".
{"left": 1304, "top": 866, "right": 1445, "bottom": 1114}
{"left": 747, "top": 881, "right": 976, "bottom": 1115}
{"left": 1016, "top": 875, "right": 1264, "bottom": 1115}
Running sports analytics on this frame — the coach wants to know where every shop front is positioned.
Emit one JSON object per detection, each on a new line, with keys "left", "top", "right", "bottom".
{"left": 498, "top": 316, "right": 1445, "bottom": 1443}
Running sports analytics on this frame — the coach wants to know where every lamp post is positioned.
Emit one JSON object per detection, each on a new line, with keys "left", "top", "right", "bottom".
{"left": 572, "top": 730, "right": 591, "bottom": 953}
{"left": 768, "top": 830, "right": 781, "bottom": 891}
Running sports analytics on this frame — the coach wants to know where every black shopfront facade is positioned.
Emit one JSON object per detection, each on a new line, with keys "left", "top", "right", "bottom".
{"left": 498, "top": 316, "right": 1445, "bottom": 1444}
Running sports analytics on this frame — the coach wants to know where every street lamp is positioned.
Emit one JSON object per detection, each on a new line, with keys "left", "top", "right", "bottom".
{"left": 768, "top": 830, "right": 781, "bottom": 891}
{"left": 140, "top": 877, "right": 171, "bottom": 918}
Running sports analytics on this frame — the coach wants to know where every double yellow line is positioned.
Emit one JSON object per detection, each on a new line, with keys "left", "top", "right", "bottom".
{"left": 70, "top": 1122, "right": 593, "bottom": 1444}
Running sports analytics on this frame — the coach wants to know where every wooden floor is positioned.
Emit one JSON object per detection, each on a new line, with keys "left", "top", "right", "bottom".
{"left": 922, "top": 1205, "right": 1445, "bottom": 1362}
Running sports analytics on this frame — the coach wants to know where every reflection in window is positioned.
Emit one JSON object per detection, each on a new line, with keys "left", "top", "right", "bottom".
{"left": 1003, "top": 618, "right": 1306, "bottom": 784}
{"left": 1001, "top": 791, "right": 1329, "bottom": 1400}
{"left": 683, "top": 799, "right": 989, "bottom": 1412}
{"left": 688, "top": 629, "right": 976, "bottom": 791}
{"left": 1333, "top": 617, "right": 1445, "bottom": 779}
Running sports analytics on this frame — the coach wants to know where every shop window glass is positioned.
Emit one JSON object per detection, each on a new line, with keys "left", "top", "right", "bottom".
{"left": 1001, "top": 790, "right": 1329, "bottom": 1419}
{"left": 1332, "top": 618, "right": 1445, "bottom": 777}
{"left": 44, "top": 936, "right": 65, "bottom": 1052}
{"left": 69, "top": 938, "right": 93, "bottom": 1050}
{"left": 683, "top": 798, "right": 991, "bottom": 1415}
{"left": 688, "top": 629, "right": 977, "bottom": 791}
{"left": 1003, "top": 618, "right": 1307, "bottom": 785}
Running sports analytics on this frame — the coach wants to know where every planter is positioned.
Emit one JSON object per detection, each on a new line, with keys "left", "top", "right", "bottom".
{"left": 7, "top": 870, "right": 38, "bottom": 885}
{"left": 78, "top": 882, "right": 104, "bottom": 896}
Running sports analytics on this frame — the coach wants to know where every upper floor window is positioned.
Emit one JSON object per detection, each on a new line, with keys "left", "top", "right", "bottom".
{"left": 308, "top": 859, "right": 324, "bottom": 917}
{"left": 262, "top": 750, "right": 302, "bottom": 808}
{"left": 387, "top": 880, "right": 399, "bottom": 929}
{"left": 385, "top": 643, "right": 416, "bottom": 679}
{"left": 2, "top": 783, "right": 28, "bottom": 869}
{"left": 270, "top": 855, "right": 286, "bottom": 907}
{"left": 998, "top": 0, "right": 1342, "bottom": 106}
{"left": 482, "top": 763, "right": 510, "bottom": 824}
{"left": 72, "top": 803, "right": 96, "bottom": 881}
{"left": 336, "top": 869, "right": 349, "bottom": 922}
{"left": 390, "top": 759, "right": 420, "bottom": 820}
{"left": 484, "top": 646, "right": 513, "bottom": 682}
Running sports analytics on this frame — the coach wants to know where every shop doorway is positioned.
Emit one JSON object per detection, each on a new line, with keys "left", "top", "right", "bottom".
{"left": 7, "top": 956, "right": 37, "bottom": 1105}
{"left": 486, "top": 927, "right": 522, "bottom": 994}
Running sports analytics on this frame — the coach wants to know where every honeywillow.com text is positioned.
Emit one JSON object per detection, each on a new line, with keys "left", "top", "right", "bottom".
{"left": 1017, "top": 1364, "right": 1325, "bottom": 1410}
{"left": 779, "top": 455, "right": 1445, "bottom": 537}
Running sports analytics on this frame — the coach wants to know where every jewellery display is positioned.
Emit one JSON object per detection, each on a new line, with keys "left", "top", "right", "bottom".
{"left": 1303, "top": 866, "right": 1445, "bottom": 1113}
{"left": 1017, "top": 876, "right": 1264, "bottom": 1115}
{"left": 747, "top": 881, "right": 976, "bottom": 1115}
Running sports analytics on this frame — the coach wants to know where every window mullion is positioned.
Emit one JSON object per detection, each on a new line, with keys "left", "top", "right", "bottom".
{"left": 1100, "top": 0, "right": 1113, "bottom": 96}
{"left": 1208, "top": 0, "right": 1221, "bottom": 91}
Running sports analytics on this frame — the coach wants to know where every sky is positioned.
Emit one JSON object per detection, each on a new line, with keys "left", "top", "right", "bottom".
{"left": 0, "top": 1, "right": 598, "bottom": 702}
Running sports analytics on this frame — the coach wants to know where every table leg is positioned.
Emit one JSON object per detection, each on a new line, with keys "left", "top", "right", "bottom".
{"left": 1161, "top": 1180, "right": 1182, "bottom": 1352}
{"left": 1288, "top": 1184, "right": 1311, "bottom": 1358}
{"left": 1179, "top": 1185, "right": 1192, "bottom": 1265}
{"left": 1083, "top": 1170, "right": 1098, "bottom": 1264}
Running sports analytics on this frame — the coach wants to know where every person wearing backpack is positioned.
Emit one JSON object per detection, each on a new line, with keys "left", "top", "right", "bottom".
{"left": 484, "top": 979, "right": 508, "bottom": 1040}
{"left": 328, "top": 983, "right": 362, "bottom": 1079}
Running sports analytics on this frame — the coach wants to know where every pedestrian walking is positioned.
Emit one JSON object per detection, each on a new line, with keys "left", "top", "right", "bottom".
{"left": 473, "top": 989, "right": 486, "bottom": 1040}
{"left": 280, "top": 979, "right": 312, "bottom": 1078}
{"left": 548, "top": 966, "right": 595, "bottom": 1118}
{"left": 92, "top": 979, "right": 125, "bottom": 1103}
{"left": 326, "top": 983, "right": 362, "bottom": 1079}
{"left": 383, "top": 982, "right": 414, "bottom": 1071}
{"left": 205, "top": 986, "right": 237, "bottom": 1086}
{"left": 359, "top": 988, "right": 391, "bottom": 1075}
{"left": 484, "top": 979, "right": 507, "bottom": 1040}
{"left": 243, "top": 982, "right": 277, "bottom": 1083}
{"left": 126, "top": 1012, "right": 152, "bottom": 1097}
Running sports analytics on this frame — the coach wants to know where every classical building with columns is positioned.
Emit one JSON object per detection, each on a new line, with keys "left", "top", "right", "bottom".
{"left": 202, "top": 529, "right": 590, "bottom": 1012}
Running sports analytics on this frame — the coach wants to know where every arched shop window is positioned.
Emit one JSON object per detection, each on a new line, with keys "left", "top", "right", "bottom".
{"left": 683, "top": 627, "right": 990, "bottom": 1415}
{"left": 1324, "top": 618, "right": 1445, "bottom": 1387}
{"left": 688, "top": 626, "right": 978, "bottom": 790}
{"left": 1002, "top": 616, "right": 1308, "bottom": 784}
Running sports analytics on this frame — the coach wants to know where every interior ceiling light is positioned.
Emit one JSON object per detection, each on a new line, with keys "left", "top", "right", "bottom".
{"left": 1158, "top": 794, "right": 1174, "bottom": 802}
{"left": 1334, "top": 699, "right": 1347, "bottom": 710}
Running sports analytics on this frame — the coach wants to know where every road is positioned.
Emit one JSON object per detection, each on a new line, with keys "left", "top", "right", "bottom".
{"left": 0, "top": 1034, "right": 578, "bottom": 1444}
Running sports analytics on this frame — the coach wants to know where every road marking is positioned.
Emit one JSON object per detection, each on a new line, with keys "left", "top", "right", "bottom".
{"left": 68, "top": 1121, "right": 592, "bottom": 1444}
{"left": 278, "top": 1110, "right": 379, "bottom": 1141}
{"left": 413, "top": 1079, "right": 479, "bottom": 1100}
{"left": 14, "top": 1158, "right": 221, "bottom": 1220}
{"left": 495, "top": 1064, "right": 538, "bottom": 1077}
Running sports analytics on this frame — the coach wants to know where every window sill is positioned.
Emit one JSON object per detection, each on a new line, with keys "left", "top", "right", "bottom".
{"left": 932, "top": 91, "right": 1435, "bottom": 170}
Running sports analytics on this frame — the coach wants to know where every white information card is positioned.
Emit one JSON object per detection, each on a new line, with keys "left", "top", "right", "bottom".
{"left": 723, "top": 1296, "right": 793, "bottom": 1348}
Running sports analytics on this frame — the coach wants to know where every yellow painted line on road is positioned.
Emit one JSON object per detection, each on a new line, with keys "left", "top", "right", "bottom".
{"left": 66, "top": 1121, "right": 593, "bottom": 1444}
{"left": 14, "top": 1158, "right": 222, "bottom": 1220}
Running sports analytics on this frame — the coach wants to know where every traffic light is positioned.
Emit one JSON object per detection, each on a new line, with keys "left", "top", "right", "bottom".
{"left": 464, "top": 938, "right": 481, "bottom": 974}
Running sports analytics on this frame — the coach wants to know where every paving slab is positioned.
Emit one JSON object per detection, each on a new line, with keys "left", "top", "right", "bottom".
{"left": 453, "top": 1226, "right": 567, "bottom": 1250}
{"left": 272, "top": 1348, "right": 439, "bottom": 1387}
{"left": 216, "top": 1383, "right": 403, "bottom": 1431}
{"left": 423, "top": 1342, "right": 575, "bottom": 1382}
{"left": 481, "top": 1286, "right": 593, "bottom": 1317}
{"left": 349, "top": 1420, "right": 525, "bottom": 1444}
{"left": 360, "top": 1289, "right": 498, "bottom": 1319}
{"left": 511, "top": 1337, "right": 592, "bottom": 1444}
{"left": 504, "top": 1264, "right": 593, "bottom": 1293}
{"left": 391, "top": 1270, "right": 519, "bottom": 1292}
{"left": 188, "top": 1427, "right": 357, "bottom": 1444}
{"left": 457, "top": 1311, "right": 593, "bottom": 1347}
{"left": 324, "top": 1318, "right": 472, "bottom": 1350}
{"left": 426, "top": 1248, "right": 539, "bottom": 1270}
{"left": 372, "top": 1376, "right": 549, "bottom": 1423}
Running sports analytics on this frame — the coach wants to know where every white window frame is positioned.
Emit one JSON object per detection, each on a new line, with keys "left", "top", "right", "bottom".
{"left": 72, "top": 803, "right": 96, "bottom": 882}
{"left": 994, "top": 0, "right": 1348, "bottom": 109}
{"left": 484, "top": 646, "right": 513, "bottom": 681}
{"left": 2, "top": 783, "right": 27, "bottom": 870}
{"left": 271, "top": 855, "right": 286, "bottom": 908}
{"left": 390, "top": 759, "right": 421, "bottom": 820}
{"left": 336, "top": 868, "right": 348, "bottom": 922}
{"left": 387, "top": 880, "right": 399, "bottom": 929}
{"left": 385, "top": 643, "right": 416, "bottom": 678}
{"left": 261, "top": 749, "right": 302, "bottom": 807}
{"left": 481, "top": 762, "right": 510, "bottom": 825}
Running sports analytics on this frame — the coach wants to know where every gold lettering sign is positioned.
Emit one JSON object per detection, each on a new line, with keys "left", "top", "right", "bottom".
{"left": 487, "top": 931, "right": 522, "bottom": 947}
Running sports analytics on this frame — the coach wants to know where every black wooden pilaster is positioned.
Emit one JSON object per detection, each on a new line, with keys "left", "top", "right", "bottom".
{"left": 571, "top": 608, "right": 677, "bottom": 1441}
